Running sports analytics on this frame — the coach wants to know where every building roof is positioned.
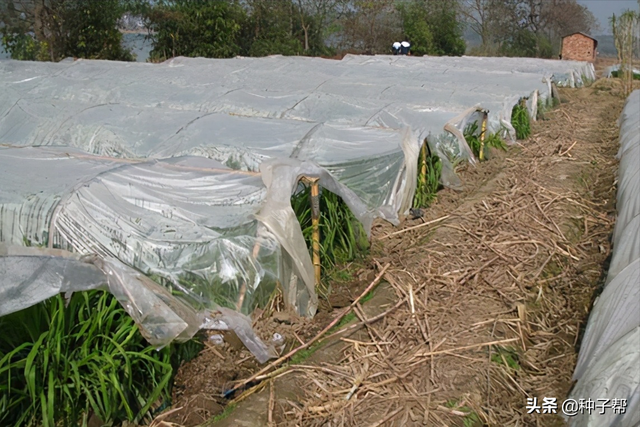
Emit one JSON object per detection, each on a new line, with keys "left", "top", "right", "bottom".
{"left": 562, "top": 32, "right": 598, "bottom": 48}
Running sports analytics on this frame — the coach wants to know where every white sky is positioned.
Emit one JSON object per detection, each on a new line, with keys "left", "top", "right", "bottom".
{"left": 577, "top": 0, "right": 640, "bottom": 34}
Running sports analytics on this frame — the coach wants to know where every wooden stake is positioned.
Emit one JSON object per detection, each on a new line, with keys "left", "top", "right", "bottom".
{"left": 479, "top": 111, "right": 488, "bottom": 161}
{"left": 420, "top": 140, "right": 428, "bottom": 186}
{"left": 308, "top": 177, "right": 322, "bottom": 287}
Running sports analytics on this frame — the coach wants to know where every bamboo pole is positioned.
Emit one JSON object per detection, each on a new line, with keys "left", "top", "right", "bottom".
{"left": 479, "top": 111, "right": 488, "bottom": 161}
{"left": 308, "top": 177, "right": 322, "bottom": 288}
{"left": 420, "top": 140, "right": 428, "bottom": 187}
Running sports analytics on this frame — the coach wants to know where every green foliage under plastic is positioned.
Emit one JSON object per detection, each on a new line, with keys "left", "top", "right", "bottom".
{"left": 413, "top": 144, "right": 442, "bottom": 209}
{"left": 463, "top": 121, "right": 508, "bottom": 159}
{"left": 291, "top": 185, "right": 369, "bottom": 274}
{"left": 511, "top": 103, "right": 531, "bottom": 140}
{"left": 0, "top": 290, "right": 202, "bottom": 427}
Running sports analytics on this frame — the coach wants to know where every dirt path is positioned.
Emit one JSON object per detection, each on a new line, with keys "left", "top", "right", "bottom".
{"left": 158, "top": 78, "right": 633, "bottom": 427}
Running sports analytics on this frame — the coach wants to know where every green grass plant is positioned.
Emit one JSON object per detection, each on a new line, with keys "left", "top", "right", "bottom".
{"left": 490, "top": 346, "right": 521, "bottom": 371}
{"left": 413, "top": 142, "right": 442, "bottom": 209}
{"left": 206, "top": 403, "right": 237, "bottom": 424}
{"left": 511, "top": 102, "right": 531, "bottom": 140}
{"left": 0, "top": 290, "right": 202, "bottom": 427}
{"left": 463, "top": 122, "right": 507, "bottom": 160}
{"left": 291, "top": 185, "right": 369, "bottom": 274}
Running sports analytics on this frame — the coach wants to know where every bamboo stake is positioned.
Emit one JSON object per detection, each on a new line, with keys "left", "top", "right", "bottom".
{"left": 309, "top": 177, "right": 322, "bottom": 287}
{"left": 420, "top": 140, "right": 428, "bottom": 187}
{"left": 479, "top": 111, "right": 488, "bottom": 161}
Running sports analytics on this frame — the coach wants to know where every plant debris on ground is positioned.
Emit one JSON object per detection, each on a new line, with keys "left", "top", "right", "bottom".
{"left": 258, "top": 79, "right": 628, "bottom": 426}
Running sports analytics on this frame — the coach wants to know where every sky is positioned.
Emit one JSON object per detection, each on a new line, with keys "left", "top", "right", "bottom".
{"left": 577, "top": 0, "right": 640, "bottom": 34}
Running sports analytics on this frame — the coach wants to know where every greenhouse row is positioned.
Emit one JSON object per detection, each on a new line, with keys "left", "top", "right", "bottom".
{"left": 0, "top": 54, "right": 595, "bottom": 361}
{"left": 568, "top": 90, "right": 640, "bottom": 427}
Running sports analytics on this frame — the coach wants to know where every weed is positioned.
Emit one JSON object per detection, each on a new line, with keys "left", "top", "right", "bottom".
{"left": 289, "top": 344, "right": 321, "bottom": 365}
{"left": 464, "top": 411, "right": 482, "bottom": 427}
{"left": 444, "top": 399, "right": 482, "bottom": 427}
{"left": 445, "top": 399, "right": 458, "bottom": 408}
{"left": 360, "top": 289, "right": 376, "bottom": 304}
{"left": 206, "top": 403, "right": 237, "bottom": 424}
{"left": 330, "top": 268, "right": 354, "bottom": 284}
{"left": 490, "top": 346, "right": 521, "bottom": 370}
{"left": 0, "top": 291, "right": 199, "bottom": 427}
{"left": 511, "top": 101, "right": 531, "bottom": 140}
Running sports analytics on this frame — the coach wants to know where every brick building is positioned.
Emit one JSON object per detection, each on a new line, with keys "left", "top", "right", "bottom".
{"left": 561, "top": 32, "right": 598, "bottom": 62}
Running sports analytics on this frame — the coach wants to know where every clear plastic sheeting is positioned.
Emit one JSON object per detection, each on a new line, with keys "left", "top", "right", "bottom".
{"left": 0, "top": 137, "right": 410, "bottom": 360}
{"left": 0, "top": 55, "right": 594, "bottom": 361}
{"left": 572, "top": 259, "right": 640, "bottom": 380}
{"left": 0, "top": 55, "right": 590, "bottom": 187}
{"left": 0, "top": 246, "right": 276, "bottom": 363}
{"left": 0, "top": 146, "right": 288, "bottom": 315}
{"left": 569, "top": 328, "right": 640, "bottom": 427}
{"left": 605, "top": 64, "right": 640, "bottom": 79}
{"left": 340, "top": 54, "right": 595, "bottom": 87}
{"left": 0, "top": 249, "right": 106, "bottom": 316}
{"left": 569, "top": 90, "right": 640, "bottom": 427}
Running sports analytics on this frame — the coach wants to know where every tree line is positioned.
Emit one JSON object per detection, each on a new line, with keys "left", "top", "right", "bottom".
{"left": 0, "top": 0, "right": 597, "bottom": 62}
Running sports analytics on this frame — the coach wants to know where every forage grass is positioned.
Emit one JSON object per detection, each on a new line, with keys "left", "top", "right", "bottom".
{"left": 0, "top": 290, "right": 201, "bottom": 427}
{"left": 413, "top": 142, "right": 442, "bottom": 209}
{"left": 291, "top": 185, "right": 369, "bottom": 278}
{"left": 511, "top": 102, "right": 531, "bottom": 140}
{"left": 463, "top": 122, "right": 507, "bottom": 160}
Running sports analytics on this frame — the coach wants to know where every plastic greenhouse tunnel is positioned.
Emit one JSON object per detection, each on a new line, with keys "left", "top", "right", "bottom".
{"left": 0, "top": 54, "right": 595, "bottom": 362}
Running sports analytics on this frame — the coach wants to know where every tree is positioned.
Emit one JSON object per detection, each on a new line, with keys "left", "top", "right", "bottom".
{"left": 398, "top": 1, "right": 433, "bottom": 56}
{"left": 338, "top": 0, "right": 402, "bottom": 54}
{"left": 0, "top": 0, "right": 133, "bottom": 62}
{"left": 238, "top": 0, "right": 306, "bottom": 56}
{"left": 425, "top": 0, "right": 466, "bottom": 56}
{"left": 398, "top": 0, "right": 465, "bottom": 57}
{"left": 611, "top": 10, "right": 639, "bottom": 96}
{"left": 142, "top": 0, "right": 245, "bottom": 61}
{"left": 459, "top": 0, "right": 499, "bottom": 49}
{"left": 293, "top": 0, "right": 348, "bottom": 53}
{"left": 63, "top": 0, "right": 135, "bottom": 60}
{"left": 460, "top": 0, "right": 597, "bottom": 57}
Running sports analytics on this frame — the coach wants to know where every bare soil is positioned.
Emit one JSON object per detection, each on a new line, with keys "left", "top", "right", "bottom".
{"left": 152, "top": 75, "right": 639, "bottom": 427}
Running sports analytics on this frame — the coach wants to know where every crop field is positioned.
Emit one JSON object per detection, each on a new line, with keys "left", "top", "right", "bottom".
{"left": 0, "top": 55, "right": 638, "bottom": 427}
